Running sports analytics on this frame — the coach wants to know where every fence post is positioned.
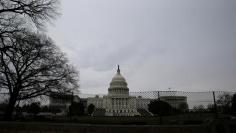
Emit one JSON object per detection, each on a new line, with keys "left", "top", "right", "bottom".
{"left": 157, "top": 91, "right": 162, "bottom": 125}
{"left": 213, "top": 91, "right": 218, "bottom": 118}
{"left": 71, "top": 91, "right": 74, "bottom": 103}
{"left": 69, "top": 91, "right": 74, "bottom": 120}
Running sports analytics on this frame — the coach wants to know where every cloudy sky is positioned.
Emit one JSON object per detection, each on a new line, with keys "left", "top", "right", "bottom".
{"left": 48, "top": 0, "right": 236, "bottom": 94}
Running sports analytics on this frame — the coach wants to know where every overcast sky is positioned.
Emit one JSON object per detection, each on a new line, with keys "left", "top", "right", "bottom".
{"left": 48, "top": 0, "right": 236, "bottom": 94}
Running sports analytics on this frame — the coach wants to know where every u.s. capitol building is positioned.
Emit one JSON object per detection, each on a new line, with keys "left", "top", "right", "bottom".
{"left": 87, "top": 66, "right": 152, "bottom": 116}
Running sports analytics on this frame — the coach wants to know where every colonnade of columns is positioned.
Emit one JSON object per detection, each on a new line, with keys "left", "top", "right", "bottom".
{"left": 111, "top": 98, "right": 129, "bottom": 108}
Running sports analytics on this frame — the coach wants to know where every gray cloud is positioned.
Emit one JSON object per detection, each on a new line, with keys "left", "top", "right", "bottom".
{"left": 48, "top": 0, "right": 236, "bottom": 94}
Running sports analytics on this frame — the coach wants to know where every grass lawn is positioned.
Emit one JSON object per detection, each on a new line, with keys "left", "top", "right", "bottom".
{"left": 71, "top": 116, "right": 161, "bottom": 125}
{"left": 69, "top": 113, "right": 217, "bottom": 125}
{"left": 3, "top": 113, "right": 218, "bottom": 125}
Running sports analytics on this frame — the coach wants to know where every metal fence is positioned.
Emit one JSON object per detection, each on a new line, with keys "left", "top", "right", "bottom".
{"left": 75, "top": 91, "right": 235, "bottom": 116}
{"left": 0, "top": 91, "right": 235, "bottom": 117}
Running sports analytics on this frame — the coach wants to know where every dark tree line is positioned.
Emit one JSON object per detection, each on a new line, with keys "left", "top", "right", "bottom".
{"left": 87, "top": 104, "right": 95, "bottom": 116}
{"left": 25, "top": 102, "right": 41, "bottom": 116}
{"left": 148, "top": 100, "right": 174, "bottom": 116}
{"left": 148, "top": 99, "right": 189, "bottom": 116}
{"left": 69, "top": 102, "right": 85, "bottom": 116}
{"left": 17, "top": 102, "right": 61, "bottom": 116}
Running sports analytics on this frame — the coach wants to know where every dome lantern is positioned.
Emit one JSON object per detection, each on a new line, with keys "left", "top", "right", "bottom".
{"left": 117, "top": 65, "right": 120, "bottom": 73}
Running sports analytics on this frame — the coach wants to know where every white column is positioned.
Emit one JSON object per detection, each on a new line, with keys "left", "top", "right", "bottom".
{"left": 114, "top": 98, "right": 116, "bottom": 108}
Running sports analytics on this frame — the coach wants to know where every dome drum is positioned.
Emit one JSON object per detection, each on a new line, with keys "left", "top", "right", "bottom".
{"left": 109, "top": 82, "right": 128, "bottom": 88}
{"left": 108, "top": 87, "right": 129, "bottom": 96}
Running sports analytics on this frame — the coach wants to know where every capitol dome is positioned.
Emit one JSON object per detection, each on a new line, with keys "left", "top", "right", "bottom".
{"left": 108, "top": 65, "right": 129, "bottom": 96}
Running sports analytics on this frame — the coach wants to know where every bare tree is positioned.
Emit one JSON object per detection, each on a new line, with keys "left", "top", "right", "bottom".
{"left": 0, "top": 31, "right": 79, "bottom": 119}
{"left": 87, "top": 104, "right": 95, "bottom": 116}
{"left": 0, "top": 0, "right": 59, "bottom": 29}
{"left": 216, "top": 93, "right": 232, "bottom": 113}
{"left": 0, "top": 0, "right": 60, "bottom": 54}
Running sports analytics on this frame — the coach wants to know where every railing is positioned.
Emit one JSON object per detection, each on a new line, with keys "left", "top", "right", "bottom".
{"left": 79, "top": 91, "right": 235, "bottom": 112}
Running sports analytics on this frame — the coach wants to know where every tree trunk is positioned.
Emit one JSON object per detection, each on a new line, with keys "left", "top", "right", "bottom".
{"left": 4, "top": 95, "right": 17, "bottom": 120}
